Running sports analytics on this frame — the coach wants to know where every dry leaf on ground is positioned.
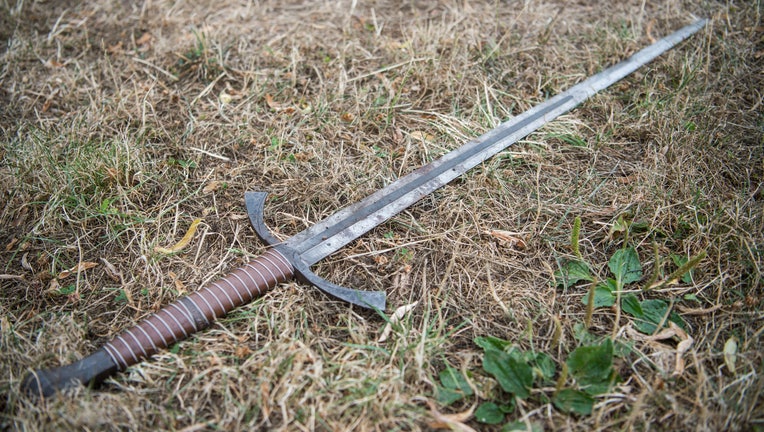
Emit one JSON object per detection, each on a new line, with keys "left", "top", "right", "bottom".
{"left": 265, "top": 94, "right": 295, "bottom": 113}
{"left": 484, "top": 229, "right": 528, "bottom": 250}
{"left": 100, "top": 257, "right": 121, "bottom": 281}
{"left": 203, "top": 181, "right": 221, "bottom": 193}
{"left": 416, "top": 397, "right": 476, "bottom": 431}
{"left": 378, "top": 301, "right": 418, "bottom": 342}
{"left": 410, "top": 130, "right": 435, "bottom": 142}
{"left": 724, "top": 337, "right": 738, "bottom": 374}
{"left": 20, "top": 253, "right": 32, "bottom": 271}
{"left": 57, "top": 261, "right": 98, "bottom": 279}
{"left": 626, "top": 321, "right": 694, "bottom": 376}
{"left": 154, "top": 218, "right": 202, "bottom": 254}
{"left": 135, "top": 32, "right": 153, "bottom": 47}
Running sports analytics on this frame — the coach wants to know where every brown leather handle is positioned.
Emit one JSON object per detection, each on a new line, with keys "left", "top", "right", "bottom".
{"left": 23, "top": 248, "right": 294, "bottom": 397}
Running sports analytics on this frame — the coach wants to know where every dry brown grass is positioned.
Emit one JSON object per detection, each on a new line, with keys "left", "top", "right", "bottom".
{"left": 1, "top": 0, "right": 762, "bottom": 430}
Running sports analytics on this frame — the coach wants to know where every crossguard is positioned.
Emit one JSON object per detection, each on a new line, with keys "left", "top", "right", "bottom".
{"left": 245, "top": 192, "right": 386, "bottom": 311}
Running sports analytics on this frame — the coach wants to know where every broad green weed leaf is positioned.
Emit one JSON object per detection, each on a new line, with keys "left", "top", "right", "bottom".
{"left": 483, "top": 349, "right": 533, "bottom": 399}
{"left": 436, "top": 386, "right": 465, "bottom": 405}
{"left": 621, "top": 294, "right": 643, "bottom": 317}
{"left": 622, "top": 296, "right": 687, "bottom": 334}
{"left": 581, "top": 379, "right": 616, "bottom": 396}
{"left": 436, "top": 367, "right": 473, "bottom": 405}
{"left": 614, "top": 340, "right": 635, "bottom": 357}
{"left": 475, "top": 336, "right": 511, "bottom": 352}
{"left": 643, "top": 301, "right": 684, "bottom": 333}
{"left": 630, "top": 220, "right": 651, "bottom": 233}
{"left": 475, "top": 402, "right": 505, "bottom": 424}
{"left": 582, "top": 279, "right": 617, "bottom": 307}
{"left": 438, "top": 367, "right": 472, "bottom": 393}
{"left": 532, "top": 352, "right": 557, "bottom": 381}
{"left": 552, "top": 388, "right": 594, "bottom": 415}
{"left": 566, "top": 339, "right": 614, "bottom": 393}
{"left": 638, "top": 299, "right": 685, "bottom": 334}
{"left": 555, "top": 259, "right": 593, "bottom": 288}
{"left": 572, "top": 322, "right": 598, "bottom": 345}
{"left": 608, "top": 247, "right": 642, "bottom": 286}
{"left": 509, "top": 348, "right": 528, "bottom": 363}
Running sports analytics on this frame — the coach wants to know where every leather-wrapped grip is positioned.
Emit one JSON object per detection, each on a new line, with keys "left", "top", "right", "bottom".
{"left": 102, "top": 248, "right": 294, "bottom": 370}
{"left": 23, "top": 248, "right": 294, "bottom": 397}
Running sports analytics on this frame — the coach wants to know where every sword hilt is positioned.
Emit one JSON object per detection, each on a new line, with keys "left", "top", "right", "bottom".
{"left": 22, "top": 248, "right": 294, "bottom": 398}
{"left": 245, "top": 192, "right": 386, "bottom": 311}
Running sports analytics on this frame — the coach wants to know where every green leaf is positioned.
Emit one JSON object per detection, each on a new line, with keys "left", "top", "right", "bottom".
{"left": 614, "top": 340, "right": 635, "bottom": 357}
{"left": 555, "top": 259, "right": 593, "bottom": 288}
{"left": 608, "top": 247, "right": 642, "bottom": 286}
{"left": 552, "top": 388, "right": 594, "bottom": 415}
{"left": 474, "top": 336, "right": 511, "bottom": 353}
{"left": 436, "top": 367, "right": 473, "bottom": 405}
{"left": 630, "top": 220, "right": 651, "bottom": 233}
{"left": 57, "top": 284, "right": 76, "bottom": 295}
{"left": 514, "top": 349, "right": 535, "bottom": 364}
{"left": 637, "top": 300, "right": 686, "bottom": 334}
{"left": 566, "top": 339, "right": 614, "bottom": 393}
{"left": 581, "top": 379, "right": 615, "bottom": 396}
{"left": 436, "top": 387, "right": 466, "bottom": 405}
{"left": 670, "top": 254, "right": 694, "bottom": 283}
{"left": 439, "top": 367, "right": 471, "bottom": 392}
{"left": 582, "top": 279, "right": 617, "bottom": 308}
{"left": 475, "top": 402, "right": 505, "bottom": 424}
{"left": 621, "top": 294, "right": 643, "bottom": 317}
{"left": 637, "top": 299, "right": 684, "bottom": 334}
{"left": 572, "top": 322, "right": 597, "bottom": 345}
{"left": 622, "top": 297, "right": 687, "bottom": 334}
{"left": 532, "top": 353, "right": 557, "bottom": 381}
{"left": 114, "top": 289, "right": 128, "bottom": 303}
{"left": 483, "top": 349, "right": 533, "bottom": 399}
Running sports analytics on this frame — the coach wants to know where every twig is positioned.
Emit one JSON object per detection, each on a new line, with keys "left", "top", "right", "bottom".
{"left": 346, "top": 58, "right": 431, "bottom": 83}
{"left": 190, "top": 147, "right": 231, "bottom": 162}
{"left": 131, "top": 57, "right": 179, "bottom": 81}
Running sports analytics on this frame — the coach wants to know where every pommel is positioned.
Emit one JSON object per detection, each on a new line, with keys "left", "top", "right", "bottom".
{"left": 21, "top": 348, "right": 119, "bottom": 398}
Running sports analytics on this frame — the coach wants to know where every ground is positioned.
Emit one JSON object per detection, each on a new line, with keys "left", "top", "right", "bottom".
{"left": 0, "top": 1, "right": 762, "bottom": 431}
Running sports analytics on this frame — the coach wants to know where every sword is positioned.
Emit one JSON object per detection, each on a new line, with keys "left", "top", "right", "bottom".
{"left": 22, "top": 19, "right": 706, "bottom": 398}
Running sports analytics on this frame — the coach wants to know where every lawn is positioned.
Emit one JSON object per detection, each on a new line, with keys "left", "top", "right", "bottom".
{"left": 1, "top": 1, "right": 761, "bottom": 430}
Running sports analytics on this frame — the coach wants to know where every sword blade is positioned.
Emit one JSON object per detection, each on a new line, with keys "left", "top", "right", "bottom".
{"left": 288, "top": 19, "right": 707, "bottom": 266}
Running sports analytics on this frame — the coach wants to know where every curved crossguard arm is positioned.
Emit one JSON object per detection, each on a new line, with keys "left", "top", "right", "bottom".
{"left": 245, "top": 192, "right": 387, "bottom": 310}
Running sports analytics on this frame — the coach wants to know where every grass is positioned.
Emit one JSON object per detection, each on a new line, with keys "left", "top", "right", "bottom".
{"left": 1, "top": 0, "right": 762, "bottom": 430}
